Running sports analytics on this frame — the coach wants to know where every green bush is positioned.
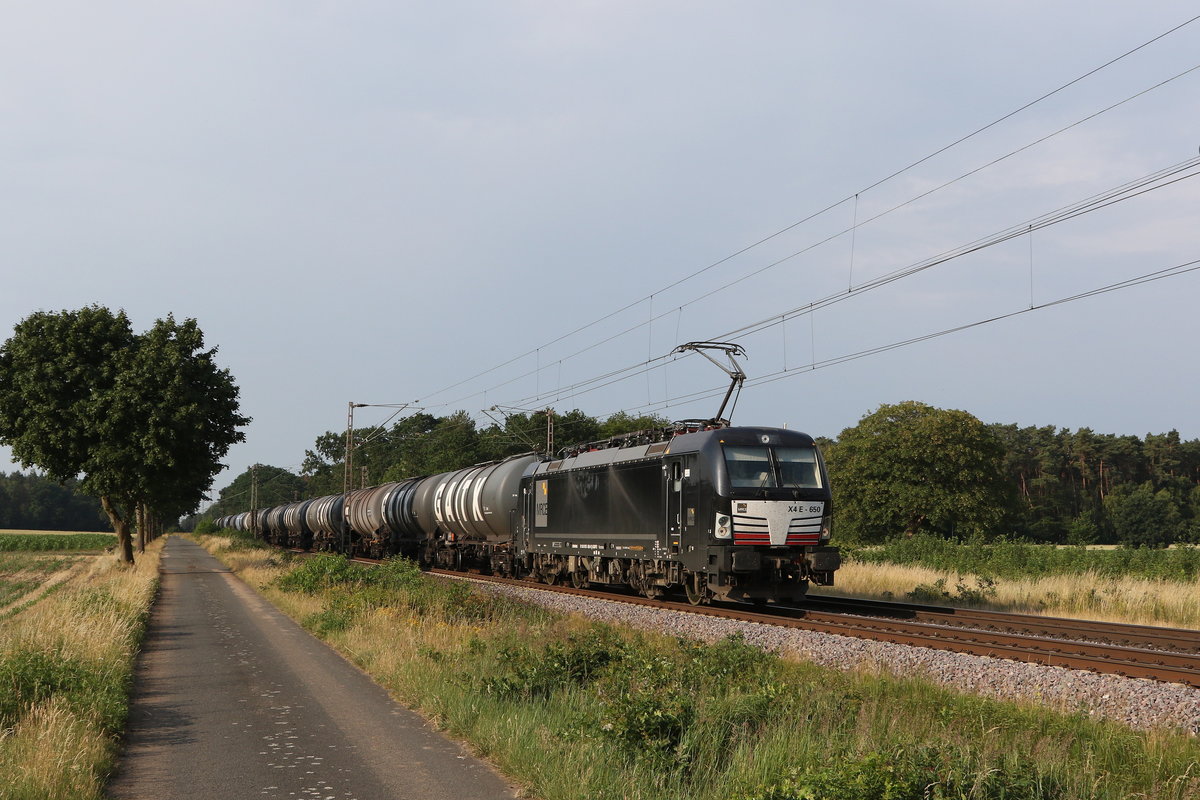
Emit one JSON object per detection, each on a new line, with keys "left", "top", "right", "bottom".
{"left": 276, "top": 554, "right": 530, "bottom": 625}
{"left": 906, "top": 576, "right": 999, "bottom": 606}
{"left": 739, "top": 746, "right": 1064, "bottom": 800}
{"left": 303, "top": 603, "right": 357, "bottom": 636}
{"left": 482, "top": 626, "right": 628, "bottom": 699}
{"left": 274, "top": 553, "right": 366, "bottom": 593}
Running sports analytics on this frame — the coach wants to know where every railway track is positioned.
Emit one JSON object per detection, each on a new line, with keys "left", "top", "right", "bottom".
{"left": 295, "top": 551, "right": 1200, "bottom": 689}
{"left": 801, "top": 593, "right": 1200, "bottom": 653}
{"left": 424, "top": 568, "right": 1200, "bottom": 689}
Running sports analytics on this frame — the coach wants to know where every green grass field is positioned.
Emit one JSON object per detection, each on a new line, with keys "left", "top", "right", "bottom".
{"left": 0, "top": 532, "right": 115, "bottom": 553}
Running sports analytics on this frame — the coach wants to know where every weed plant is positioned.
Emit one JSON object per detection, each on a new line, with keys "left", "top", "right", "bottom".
{"left": 231, "top": 548, "right": 1200, "bottom": 800}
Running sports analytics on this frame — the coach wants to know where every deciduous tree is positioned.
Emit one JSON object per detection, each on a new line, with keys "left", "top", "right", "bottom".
{"left": 1104, "top": 482, "right": 1182, "bottom": 548}
{"left": 826, "top": 401, "right": 1012, "bottom": 543}
{"left": 0, "top": 306, "right": 249, "bottom": 562}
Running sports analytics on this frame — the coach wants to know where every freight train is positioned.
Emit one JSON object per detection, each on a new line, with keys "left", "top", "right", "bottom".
{"left": 215, "top": 422, "right": 841, "bottom": 604}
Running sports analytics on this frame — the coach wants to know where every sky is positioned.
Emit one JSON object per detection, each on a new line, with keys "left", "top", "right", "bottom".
{"left": 2, "top": 2, "right": 1199, "bottom": 506}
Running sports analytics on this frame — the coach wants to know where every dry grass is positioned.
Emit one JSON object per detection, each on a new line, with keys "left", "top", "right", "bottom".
{"left": 816, "top": 561, "right": 1200, "bottom": 629}
{"left": 0, "top": 539, "right": 163, "bottom": 800}
{"left": 0, "top": 698, "right": 109, "bottom": 800}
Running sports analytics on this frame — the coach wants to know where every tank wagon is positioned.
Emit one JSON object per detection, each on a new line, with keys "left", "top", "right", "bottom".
{"left": 220, "top": 423, "right": 840, "bottom": 604}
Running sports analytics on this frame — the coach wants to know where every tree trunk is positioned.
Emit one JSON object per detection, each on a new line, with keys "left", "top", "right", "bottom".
{"left": 135, "top": 504, "right": 146, "bottom": 554}
{"left": 100, "top": 495, "right": 135, "bottom": 564}
{"left": 905, "top": 514, "right": 927, "bottom": 538}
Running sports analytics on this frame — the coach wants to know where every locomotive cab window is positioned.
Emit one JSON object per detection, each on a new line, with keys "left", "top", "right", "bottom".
{"left": 723, "top": 445, "right": 823, "bottom": 490}
{"left": 724, "top": 446, "right": 776, "bottom": 488}
{"left": 775, "top": 447, "right": 823, "bottom": 489}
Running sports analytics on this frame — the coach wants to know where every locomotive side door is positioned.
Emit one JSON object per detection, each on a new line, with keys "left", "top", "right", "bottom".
{"left": 665, "top": 455, "right": 697, "bottom": 556}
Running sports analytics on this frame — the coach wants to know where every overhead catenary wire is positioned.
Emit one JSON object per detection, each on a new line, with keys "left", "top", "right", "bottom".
{"left": 484, "top": 156, "right": 1200, "bottom": 413}
{"left": 412, "top": 13, "right": 1200, "bottom": 411}
{"left": 222, "top": 252, "right": 1200, "bottom": 511}
{"left": 596, "top": 255, "right": 1200, "bottom": 421}
{"left": 422, "top": 57, "right": 1200, "bottom": 416}
{"left": 714, "top": 156, "right": 1200, "bottom": 343}
{"left": 225, "top": 252, "right": 1200, "bottom": 512}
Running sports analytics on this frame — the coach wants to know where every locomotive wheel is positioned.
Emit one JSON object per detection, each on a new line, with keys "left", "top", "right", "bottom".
{"left": 626, "top": 565, "right": 644, "bottom": 596}
{"left": 571, "top": 569, "right": 589, "bottom": 589}
{"left": 543, "top": 570, "right": 559, "bottom": 585}
{"left": 684, "top": 572, "right": 710, "bottom": 606}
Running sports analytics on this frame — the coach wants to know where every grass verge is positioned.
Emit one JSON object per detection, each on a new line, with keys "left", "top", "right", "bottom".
{"left": 0, "top": 539, "right": 162, "bottom": 800}
{"left": 199, "top": 533, "right": 1200, "bottom": 800}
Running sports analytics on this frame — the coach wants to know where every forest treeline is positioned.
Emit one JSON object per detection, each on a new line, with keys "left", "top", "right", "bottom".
{"left": 989, "top": 423, "right": 1200, "bottom": 546}
{"left": 0, "top": 472, "right": 110, "bottom": 531}
{"left": 195, "top": 403, "right": 1200, "bottom": 548}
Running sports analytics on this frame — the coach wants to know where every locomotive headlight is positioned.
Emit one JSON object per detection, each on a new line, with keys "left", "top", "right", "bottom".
{"left": 715, "top": 514, "right": 731, "bottom": 539}
{"left": 820, "top": 514, "right": 832, "bottom": 541}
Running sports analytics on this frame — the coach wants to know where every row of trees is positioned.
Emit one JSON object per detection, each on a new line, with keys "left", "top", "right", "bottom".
{"left": 827, "top": 401, "right": 1200, "bottom": 547}
{"left": 0, "top": 306, "right": 249, "bottom": 561}
{"left": 0, "top": 472, "right": 109, "bottom": 531}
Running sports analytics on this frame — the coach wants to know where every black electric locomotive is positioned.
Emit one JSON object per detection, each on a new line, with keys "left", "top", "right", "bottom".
{"left": 516, "top": 425, "right": 838, "bottom": 604}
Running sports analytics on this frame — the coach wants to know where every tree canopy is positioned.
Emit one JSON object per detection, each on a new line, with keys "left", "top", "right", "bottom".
{"left": 825, "top": 401, "right": 1013, "bottom": 543}
{"left": 0, "top": 306, "right": 249, "bottom": 561}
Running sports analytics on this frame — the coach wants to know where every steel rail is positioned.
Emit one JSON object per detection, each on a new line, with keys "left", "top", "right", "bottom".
{"left": 801, "top": 594, "right": 1200, "bottom": 653}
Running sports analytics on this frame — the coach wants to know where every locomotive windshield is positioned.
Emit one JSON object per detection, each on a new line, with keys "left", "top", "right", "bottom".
{"left": 723, "top": 445, "right": 823, "bottom": 489}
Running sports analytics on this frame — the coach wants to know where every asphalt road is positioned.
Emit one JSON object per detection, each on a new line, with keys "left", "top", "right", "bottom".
{"left": 107, "top": 537, "right": 518, "bottom": 800}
